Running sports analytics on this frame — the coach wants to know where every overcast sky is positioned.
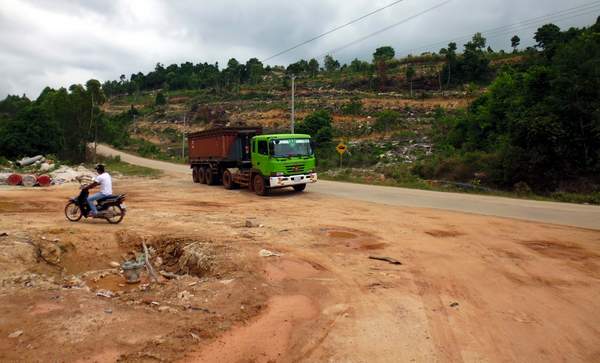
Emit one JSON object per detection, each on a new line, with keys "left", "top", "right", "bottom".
{"left": 0, "top": 0, "right": 598, "bottom": 98}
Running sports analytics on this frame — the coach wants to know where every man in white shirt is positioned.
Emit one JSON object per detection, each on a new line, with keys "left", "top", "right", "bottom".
{"left": 86, "top": 164, "right": 113, "bottom": 216}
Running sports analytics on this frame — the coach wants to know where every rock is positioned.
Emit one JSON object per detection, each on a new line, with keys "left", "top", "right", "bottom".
{"left": 178, "top": 290, "right": 194, "bottom": 300}
{"left": 8, "top": 330, "right": 23, "bottom": 338}
{"left": 449, "top": 302, "right": 459, "bottom": 308}
{"left": 0, "top": 232, "right": 7, "bottom": 237}
{"left": 96, "top": 290, "right": 114, "bottom": 298}
{"left": 219, "top": 279, "right": 235, "bottom": 285}
{"left": 190, "top": 332, "right": 200, "bottom": 340}
{"left": 39, "top": 162, "right": 51, "bottom": 172}
{"left": 158, "top": 306, "right": 169, "bottom": 312}
{"left": 245, "top": 219, "right": 259, "bottom": 228}
{"left": 259, "top": 249, "right": 281, "bottom": 257}
{"left": 104, "top": 308, "right": 113, "bottom": 314}
{"left": 109, "top": 261, "right": 120, "bottom": 268}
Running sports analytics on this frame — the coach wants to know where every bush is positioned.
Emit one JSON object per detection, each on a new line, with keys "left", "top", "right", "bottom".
{"left": 296, "top": 110, "right": 333, "bottom": 143}
{"left": 340, "top": 97, "right": 363, "bottom": 115}
{"left": 373, "top": 110, "right": 402, "bottom": 132}
{"left": 155, "top": 92, "right": 167, "bottom": 106}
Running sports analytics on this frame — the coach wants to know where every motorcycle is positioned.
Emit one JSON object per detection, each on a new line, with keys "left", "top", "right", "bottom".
{"left": 64, "top": 185, "right": 127, "bottom": 224}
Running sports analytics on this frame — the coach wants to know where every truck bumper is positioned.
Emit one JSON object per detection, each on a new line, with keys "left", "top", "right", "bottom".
{"left": 269, "top": 173, "right": 318, "bottom": 187}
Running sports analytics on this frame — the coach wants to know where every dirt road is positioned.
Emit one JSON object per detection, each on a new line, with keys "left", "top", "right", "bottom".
{"left": 97, "top": 143, "right": 600, "bottom": 230}
{"left": 1, "top": 172, "right": 599, "bottom": 362}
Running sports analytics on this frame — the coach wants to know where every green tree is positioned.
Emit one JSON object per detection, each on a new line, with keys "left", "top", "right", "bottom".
{"left": 405, "top": 65, "right": 416, "bottom": 97}
{"left": 155, "top": 92, "right": 166, "bottom": 106}
{"left": 324, "top": 55, "right": 340, "bottom": 72}
{"left": 373, "top": 46, "right": 395, "bottom": 91}
{"left": 307, "top": 58, "right": 319, "bottom": 77}
{"left": 373, "top": 46, "right": 395, "bottom": 62}
{"left": 439, "top": 42, "right": 457, "bottom": 86}
{"left": 296, "top": 110, "right": 333, "bottom": 143}
{"left": 245, "top": 58, "right": 264, "bottom": 84}
{"left": 511, "top": 35, "right": 521, "bottom": 52}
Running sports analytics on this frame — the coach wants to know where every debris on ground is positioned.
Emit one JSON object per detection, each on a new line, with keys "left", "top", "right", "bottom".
{"left": 368, "top": 256, "right": 402, "bottom": 265}
{"left": 50, "top": 165, "right": 94, "bottom": 184}
{"left": 245, "top": 218, "right": 260, "bottom": 228}
{"left": 142, "top": 241, "right": 160, "bottom": 282}
{"left": 96, "top": 289, "right": 115, "bottom": 298}
{"left": 16, "top": 155, "right": 45, "bottom": 167}
{"left": 259, "top": 249, "right": 281, "bottom": 257}
{"left": 22, "top": 174, "right": 37, "bottom": 187}
{"left": 159, "top": 270, "right": 180, "bottom": 279}
{"left": 8, "top": 330, "right": 23, "bottom": 338}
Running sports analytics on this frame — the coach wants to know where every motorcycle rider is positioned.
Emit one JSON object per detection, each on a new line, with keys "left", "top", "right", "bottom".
{"left": 85, "top": 164, "right": 113, "bottom": 216}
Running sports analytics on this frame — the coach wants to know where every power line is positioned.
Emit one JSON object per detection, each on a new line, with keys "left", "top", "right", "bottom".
{"left": 317, "top": 0, "right": 452, "bottom": 60}
{"left": 397, "top": 1, "right": 600, "bottom": 55}
{"left": 261, "top": 0, "right": 408, "bottom": 62}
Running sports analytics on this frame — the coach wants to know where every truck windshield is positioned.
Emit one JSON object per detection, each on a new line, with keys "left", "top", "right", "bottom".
{"left": 269, "top": 138, "right": 313, "bottom": 157}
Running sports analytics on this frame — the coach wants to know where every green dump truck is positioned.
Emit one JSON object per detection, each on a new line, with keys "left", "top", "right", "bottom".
{"left": 188, "top": 127, "right": 317, "bottom": 195}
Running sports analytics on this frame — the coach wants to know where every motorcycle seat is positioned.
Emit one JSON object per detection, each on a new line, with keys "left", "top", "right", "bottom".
{"left": 97, "top": 194, "right": 125, "bottom": 203}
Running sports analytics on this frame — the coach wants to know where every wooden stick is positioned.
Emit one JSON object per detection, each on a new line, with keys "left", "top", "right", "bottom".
{"left": 142, "top": 241, "right": 160, "bottom": 282}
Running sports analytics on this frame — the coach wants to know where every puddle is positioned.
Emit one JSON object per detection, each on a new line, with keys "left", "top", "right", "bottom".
{"left": 320, "top": 227, "right": 386, "bottom": 251}
{"left": 328, "top": 231, "right": 358, "bottom": 239}
{"left": 85, "top": 274, "right": 140, "bottom": 292}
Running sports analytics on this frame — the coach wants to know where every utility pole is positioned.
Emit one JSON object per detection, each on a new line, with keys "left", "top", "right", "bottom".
{"left": 181, "top": 114, "right": 186, "bottom": 160}
{"left": 290, "top": 74, "right": 296, "bottom": 133}
{"left": 91, "top": 92, "right": 97, "bottom": 162}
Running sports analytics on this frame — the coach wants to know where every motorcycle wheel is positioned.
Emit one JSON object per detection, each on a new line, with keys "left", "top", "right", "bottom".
{"left": 65, "top": 202, "right": 82, "bottom": 222}
{"left": 105, "top": 205, "right": 125, "bottom": 224}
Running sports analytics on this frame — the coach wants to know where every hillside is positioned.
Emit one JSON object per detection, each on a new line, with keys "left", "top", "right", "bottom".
{"left": 2, "top": 21, "right": 599, "bottom": 203}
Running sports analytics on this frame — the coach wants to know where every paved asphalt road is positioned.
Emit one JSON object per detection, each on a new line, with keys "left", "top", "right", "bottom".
{"left": 97, "top": 144, "right": 600, "bottom": 230}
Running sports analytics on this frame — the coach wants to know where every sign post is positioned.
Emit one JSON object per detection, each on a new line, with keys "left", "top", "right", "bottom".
{"left": 336, "top": 143, "right": 347, "bottom": 168}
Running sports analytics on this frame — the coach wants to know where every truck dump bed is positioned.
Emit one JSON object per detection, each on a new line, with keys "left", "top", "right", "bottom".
{"left": 187, "top": 127, "right": 262, "bottom": 162}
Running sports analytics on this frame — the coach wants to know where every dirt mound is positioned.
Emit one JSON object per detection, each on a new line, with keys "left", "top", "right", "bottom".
{"left": 152, "top": 236, "right": 233, "bottom": 278}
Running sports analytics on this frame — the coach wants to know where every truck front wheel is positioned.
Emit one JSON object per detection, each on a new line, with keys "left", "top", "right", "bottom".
{"left": 293, "top": 184, "right": 306, "bottom": 192}
{"left": 222, "top": 170, "right": 238, "bottom": 190}
{"left": 253, "top": 174, "right": 269, "bottom": 196}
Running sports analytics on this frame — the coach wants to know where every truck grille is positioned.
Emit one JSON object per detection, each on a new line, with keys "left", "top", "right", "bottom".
{"left": 285, "top": 164, "right": 304, "bottom": 174}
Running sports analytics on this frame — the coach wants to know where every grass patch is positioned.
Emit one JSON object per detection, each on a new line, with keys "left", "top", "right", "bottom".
{"left": 93, "top": 155, "right": 162, "bottom": 178}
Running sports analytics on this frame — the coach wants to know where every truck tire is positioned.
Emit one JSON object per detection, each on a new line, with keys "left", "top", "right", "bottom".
{"left": 205, "top": 168, "right": 216, "bottom": 185}
{"left": 222, "top": 170, "right": 238, "bottom": 190}
{"left": 198, "top": 168, "right": 207, "bottom": 184}
{"left": 253, "top": 174, "right": 269, "bottom": 196}
{"left": 192, "top": 167, "right": 201, "bottom": 183}
{"left": 293, "top": 184, "right": 306, "bottom": 192}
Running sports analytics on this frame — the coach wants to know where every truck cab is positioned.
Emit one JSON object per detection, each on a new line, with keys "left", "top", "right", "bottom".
{"left": 251, "top": 134, "right": 318, "bottom": 193}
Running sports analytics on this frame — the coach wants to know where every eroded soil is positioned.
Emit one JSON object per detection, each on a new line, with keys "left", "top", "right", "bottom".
{"left": 1, "top": 176, "right": 599, "bottom": 362}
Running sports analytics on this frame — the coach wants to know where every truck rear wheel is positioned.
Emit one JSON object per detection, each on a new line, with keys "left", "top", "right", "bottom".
{"left": 198, "top": 168, "right": 207, "bottom": 184}
{"left": 293, "top": 184, "right": 306, "bottom": 192}
{"left": 222, "top": 170, "right": 238, "bottom": 190}
{"left": 253, "top": 174, "right": 269, "bottom": 196}
{"left": 205, "top": 168, "right": 216, "bottom": 185}
{"left": 192, "top": 167, "right": 201, "bottom": 183}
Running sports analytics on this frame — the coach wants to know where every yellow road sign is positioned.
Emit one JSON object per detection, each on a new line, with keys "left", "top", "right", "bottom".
{"left": 336, "top": 143, "right": 347, "bottom": 154}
